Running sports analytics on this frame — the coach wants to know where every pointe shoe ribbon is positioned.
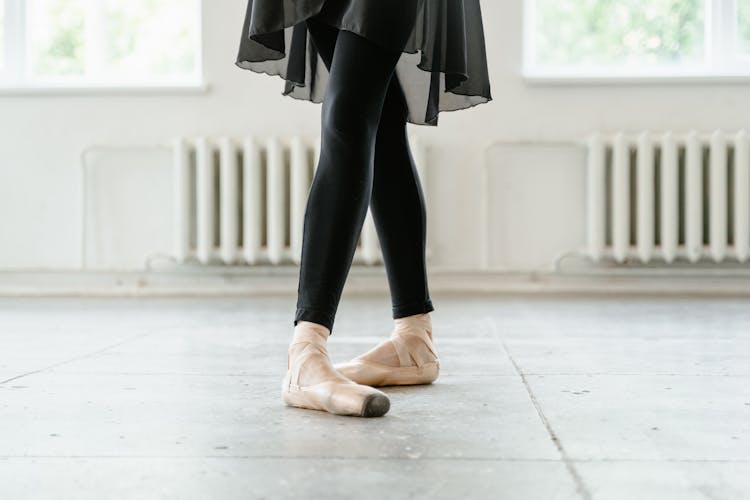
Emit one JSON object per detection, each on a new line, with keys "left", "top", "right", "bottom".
{"left": 282, "top": 322, "right": 390, "bottom": 417}
{"left": 335, "top": 314, "right": 440, "bottom": 387}
{"left": 286, "top": 327, "right": 328, "bottom": 388}
{"left": 390, "top": 314, "right": 438, "bottom": 368}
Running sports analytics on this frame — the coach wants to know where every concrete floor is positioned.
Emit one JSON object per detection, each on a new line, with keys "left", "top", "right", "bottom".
{"left": 1, "top": 293, "right": 749, "bottom": 500}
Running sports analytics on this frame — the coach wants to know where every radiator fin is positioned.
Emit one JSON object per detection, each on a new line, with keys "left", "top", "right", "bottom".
{"left": 172, "top": 136, "right": 429, "bottom": 266}
{"left": 586, "top": 130, "right": 750, "bottom": 264}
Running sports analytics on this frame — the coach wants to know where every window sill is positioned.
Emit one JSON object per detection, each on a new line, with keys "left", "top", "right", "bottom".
{"left": 0, "top": 81, "right": 211, "bottom": 96}
{"left": 522, "top": 73, "right": 750, "bottom": 86}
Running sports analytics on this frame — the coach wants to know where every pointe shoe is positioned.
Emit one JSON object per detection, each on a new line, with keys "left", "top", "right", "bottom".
{"left": 335, "top": 313, "right": 440, "bottom": 387}
{"left": 282, "top": 321, "right": 390, "bottom": 417}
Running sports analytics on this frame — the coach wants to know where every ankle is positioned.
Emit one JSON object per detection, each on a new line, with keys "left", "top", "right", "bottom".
{"left": 288, "top": 321, "right": 331, "bottom": 363}
{"left": 393, "top": 312, "right": 432, "bottom": 339}
{"left": 295, "top": 319, "right": 330, "bottom": 333}
{"left": 292, "top": 321, "right": 330, "bottom": 343}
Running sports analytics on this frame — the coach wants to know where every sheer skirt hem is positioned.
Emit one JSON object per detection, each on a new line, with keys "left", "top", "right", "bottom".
{"left": 236, "top": 1, "right": 492, "bottom": 126}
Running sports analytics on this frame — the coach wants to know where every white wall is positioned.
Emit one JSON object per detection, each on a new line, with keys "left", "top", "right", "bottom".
{"left": 2, "top": 0, "right": 750, "bottom": 271}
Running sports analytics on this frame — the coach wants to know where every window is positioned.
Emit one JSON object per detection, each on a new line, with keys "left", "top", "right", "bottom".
{"left": 0, "top": 2, "right": 5, "bottom": 70}
{"left": 0, "top": 0, "right": 202, "bottom": 89}
{"left": 740, "top": 0, "right": 750, "bottom": 53}
{"left": 524, "top": 0, "right": 750, "bottom": 80}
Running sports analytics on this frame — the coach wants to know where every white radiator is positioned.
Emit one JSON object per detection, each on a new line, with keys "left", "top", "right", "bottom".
{"left": 172, "top": 135, "right": 428, "bottom": 266}
{"left": 586, "top": 130, "right": 750, "bottom": 264}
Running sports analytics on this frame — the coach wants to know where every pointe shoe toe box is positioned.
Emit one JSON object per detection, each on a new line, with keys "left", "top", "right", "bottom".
{"left": 282, "top": 374, "right": 390, "bottom": 417}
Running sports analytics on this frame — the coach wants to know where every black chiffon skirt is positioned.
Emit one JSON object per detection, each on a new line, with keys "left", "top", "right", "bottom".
{"left": 235, "top": 0, "right": 492, "bottom": 126}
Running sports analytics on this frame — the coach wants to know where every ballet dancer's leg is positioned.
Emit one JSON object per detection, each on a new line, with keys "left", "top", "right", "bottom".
{"left": 335, "top": 72, "right": 439, "bottom": 387}
{"left": 304, "top": 18, "right": 433, "bottom": 324}
{"left": 283, "top": 20, "right": 412, "bottom": 416}
{"left": 292, "top": 24, "right": 405, "bottom": 334}
{"left": 371, "top": 73, "right": 435, "bottom": 320}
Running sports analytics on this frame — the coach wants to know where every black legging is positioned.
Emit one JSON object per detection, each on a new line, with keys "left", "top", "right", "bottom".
{"left": 293, "top": 16, "right": 434, "bottom": 335}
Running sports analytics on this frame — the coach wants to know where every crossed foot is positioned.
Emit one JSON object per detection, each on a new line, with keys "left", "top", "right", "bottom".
{"left": 281, "top": 313, "right": 439, "bottom": 417}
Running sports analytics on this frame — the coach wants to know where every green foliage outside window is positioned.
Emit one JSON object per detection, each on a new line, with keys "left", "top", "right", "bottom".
{"left": 28, "top": 0, "right": 197, "bottom": 81}
{"left": 534, "top": 0, "right": 706, "bottom": 67}
{"left": 31, "top": 0, "right": 86, "bottom": 77}
{"left": 102, "top": 0, "right": 196, "bottom": 79}
{"left": 0, "top": 2, "right": 5, "bottom": 68}
{"left": 739, "top": 0, "right": 750, "bottom": 54}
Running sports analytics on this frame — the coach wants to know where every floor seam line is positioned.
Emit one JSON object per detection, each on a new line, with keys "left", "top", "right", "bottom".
{"left": 502, "top": 341, "right": 593, "bottom": 500}
{"left": 0, "top": 332, "right": 154, "bottom": 386}
{"left": 487, "top": 316, "right": 593, "bottom": 500}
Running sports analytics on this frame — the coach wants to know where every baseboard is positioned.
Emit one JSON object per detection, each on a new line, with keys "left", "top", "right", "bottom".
{"left": 1, "top": 264, "right": 750, "bottom": 297}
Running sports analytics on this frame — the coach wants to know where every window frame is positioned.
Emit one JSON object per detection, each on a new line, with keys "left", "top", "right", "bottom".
{"left": 523, "top": 0, "right": 750, "bottom": 84}
{"left": 0, "top": 0, "right": 207, "bottom": 94}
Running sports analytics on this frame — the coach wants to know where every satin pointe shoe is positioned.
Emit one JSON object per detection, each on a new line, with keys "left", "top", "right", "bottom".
{"left": 282, "top": 321, "right": 391, "bottom": 417}
{"left": 335, "top": 313, "right": 440, "bottom": 387}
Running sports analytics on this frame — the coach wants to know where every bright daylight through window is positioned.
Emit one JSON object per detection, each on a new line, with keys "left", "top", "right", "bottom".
{"left": 525, "top": 0, "right": 750, "bottom": 79}
{"left": 0, "top": 1, "right": 5, "bottom": 71}
{"left": 0, "top": 0, "right": 201, "bottom": 88}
